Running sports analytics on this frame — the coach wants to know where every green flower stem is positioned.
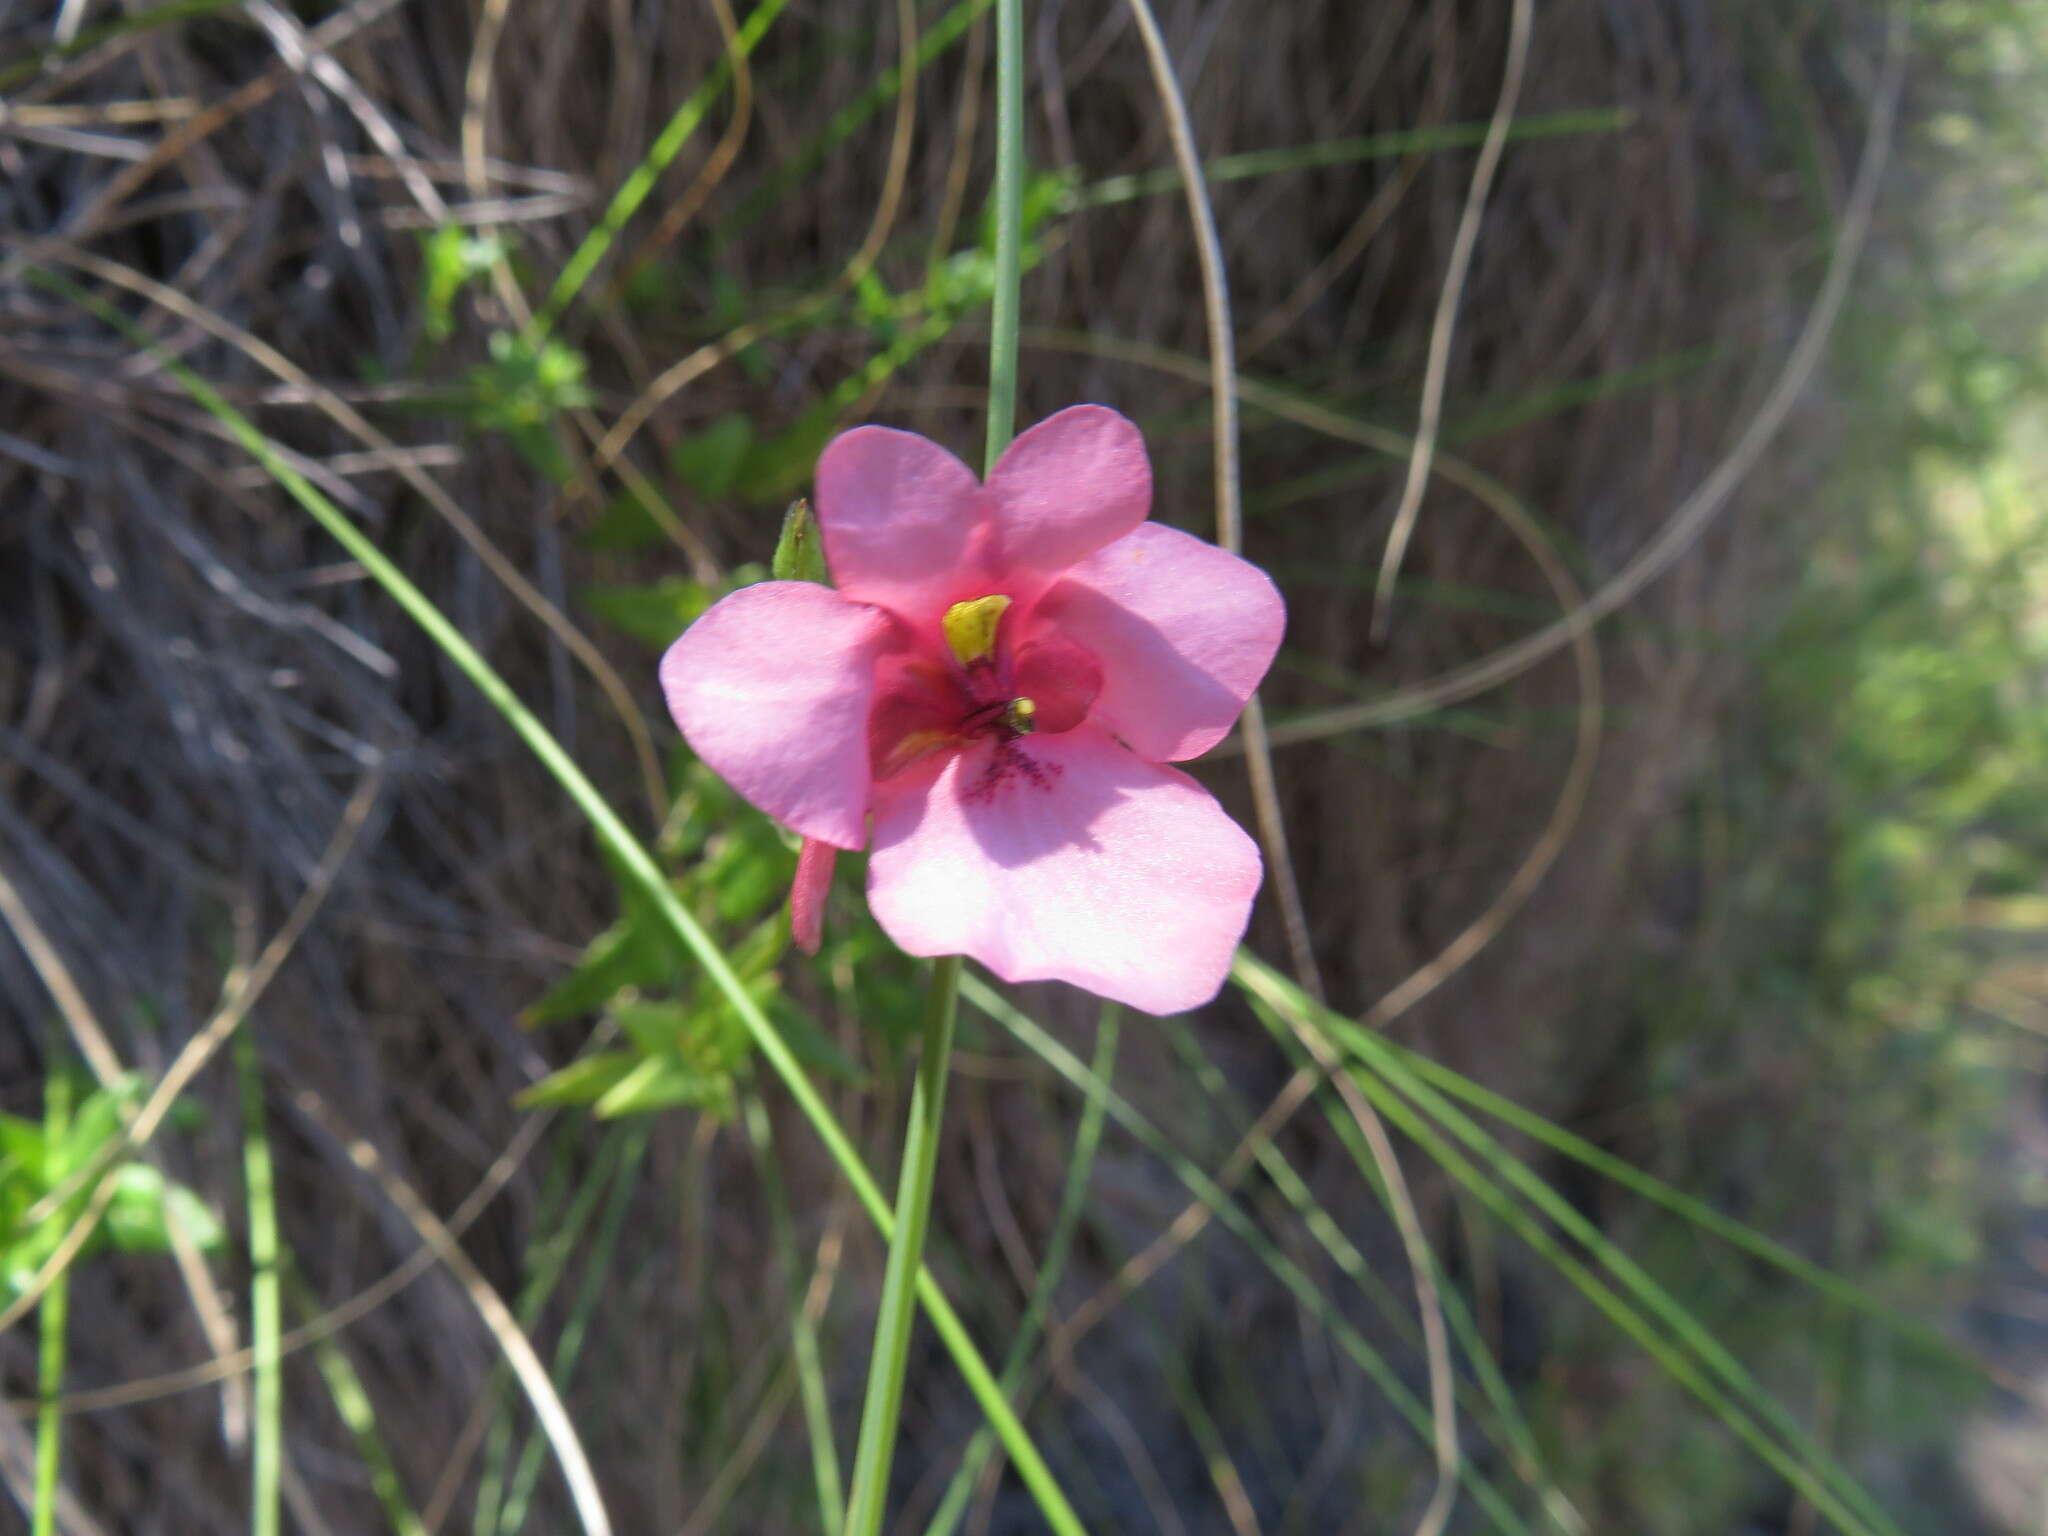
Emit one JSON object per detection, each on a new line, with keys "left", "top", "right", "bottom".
{"left": 34, "top": 267, "right": 1083, "bottom": 1536}
{"left": 847, "top": 3, "right": 1028, "bottom": 1529}
{"left": 843, "top": 955, "right": 963, "bottom": 1535}
{"left": 983, "top": 0, "right": 1026, "bottom": 469}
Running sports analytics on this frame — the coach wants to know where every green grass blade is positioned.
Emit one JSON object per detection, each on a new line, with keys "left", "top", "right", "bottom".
{"left": 234, "top": 1030, "right": 282, "bottom": 1536}
{"left": 1066, "top": 109, "right": 1632, "bottom": 210}
{"left": 295, "top": 1268, "right": 429, "bottom": 1536}
{"left": 722, "top": 0, "right": 996, "bottom": 238}
{"left": 1235, "top": 954, "right": 1906, "bottom": 1536}
{"left": 962, "top": 975, "right": 1531, "bottom": 1535}
{"left": 31, "top": 266, "right": 1084, "bottom": 1536}
{"left": 924, "top": 1006, "right": 1119, "bottom": 1536}
{"left": 849, "top": 8, "right": 1023, "bottom": 1523}
{"left": 0, "top": 0, "right": 240, "bottom": 92}
{"left": 845, "top": 955, "right": 964, "bottom": 1536}
{"left": 530, "top": 0, "right": 794, "bottom": 338}
{"left": 1162, "top": 1015, "right": 1583, "bottom": 1533}
{"left": 1374, "top": 1033, "right": 1982, "bottom": 1375}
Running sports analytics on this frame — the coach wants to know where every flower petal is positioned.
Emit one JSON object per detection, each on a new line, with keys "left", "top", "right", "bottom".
{"left": 1032, "top": 522, "right": 1284, "bottom": 761}
{"left": 660, "top": 581, "right": 896, "bottom": 848}
{"left": 814, "top": 425, "right": 986, "bottom": 625}
{"left": 985, "top": 405, "right": 1151, "bottom": 582}
{"left": 866, "top": 727, "right": 1261, "bottom": 1015}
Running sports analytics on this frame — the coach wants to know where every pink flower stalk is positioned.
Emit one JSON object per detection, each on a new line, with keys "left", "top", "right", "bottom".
{"left": 660, "top": 405, "right": 1283, "bottom": 1016}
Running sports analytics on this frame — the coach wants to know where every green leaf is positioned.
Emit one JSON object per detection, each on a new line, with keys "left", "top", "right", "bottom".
{"left": 669, "top": 414, "right": 754, "bottom": 499}
{"left": 772, "top": 498, "right": 831, "bottom": 584}
{"left": 102, "top": 1163, "right": 224, "bottom": 1254}
{"left": 420, "top": 224, "right": 508, "bottom": 342}
{"left": 0, "top": 1114, "right": 47, "bottom": 1184}
{"left": 609, "top": 998, "right": 692, "bottom": 1055}
{"left": 513, "top": 1052, "right": 641, "bottom": 1110}
{"left": 578, "top": 578, "right": 720, "bottom": 650}
{"left": 525, "top": 916, "right": 678, "bottom": 1026}
{"left": 593, "top": 1055, "right": 733, "bottom": 1119}
{"left": 58, "top": 1085, "right": 131, "bottom": 1178}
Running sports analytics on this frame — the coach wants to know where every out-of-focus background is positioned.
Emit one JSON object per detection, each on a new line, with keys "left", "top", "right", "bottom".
{"left": 4, "top": 1, "right": 2048, "bottom": 1531}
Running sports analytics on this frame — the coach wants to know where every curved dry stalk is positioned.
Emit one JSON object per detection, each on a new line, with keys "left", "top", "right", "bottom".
{"left": 0, "top": 863, "right": 126, "bottom": 1091}
{"left": 460, "top": 0, "right": 537, "bottom": 329}
{"left": 1268, "top": 10, "right": 1908, "bottom": 749}
{"left": 1118, "top": 0, "right": 1322, "bottom": 1004}
{"left": 926, "top": 8, "right": 991, "bottom": 280}
{"left": 289, "top": 1088, "right": 612, "bottom": 1536}
{"left": 1370, "top": 0, "right": 1533, "bottom": 644}
{"left": 1241, "top": 154, "right": 1424, "bottom": 360}
{"left": 41, "top": 243, "right": 672, "bottom": 821}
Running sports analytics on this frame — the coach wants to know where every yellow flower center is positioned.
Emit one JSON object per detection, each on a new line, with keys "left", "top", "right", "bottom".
{"left": 942, "top": 593, "right": 1012, "bottom": 667}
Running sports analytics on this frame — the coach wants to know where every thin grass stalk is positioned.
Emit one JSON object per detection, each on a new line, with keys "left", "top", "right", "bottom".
{"left": 34, "top": 267, "right": 1083, "bottom": 1536}
{"left": 31, "top": 1060, "right": 71, "bottom": 1536}
{"left": 295, "top": 1267, "right": 429, "bottom": 1536}
{"left": 235, "top": 1030, "right": 283, "bottom": 1536}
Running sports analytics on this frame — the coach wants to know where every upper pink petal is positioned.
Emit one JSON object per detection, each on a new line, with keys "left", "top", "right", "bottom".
{"left": 1031, "top": 522, "right": 1285, "bottom": 762}
{"left": 985, "top": 405, "right": 1151, "bottom": 585}
{"left": 813, "top": 425, "right": 986, "bottom": 629}
{"left": 660, "top": 581, "right": 896, "bottom": 848}
{"left": 865, "top": 726, "right": 1261, "bottom": 1015}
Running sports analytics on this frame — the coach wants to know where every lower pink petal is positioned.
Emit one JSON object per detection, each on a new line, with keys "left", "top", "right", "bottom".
{"left": 866, "top": 726, "right": 1261, "bottom": 1015}
{"left": 660, "top": 581, "right": 896, "bottom": 848}
{"left": 1032, "top": 522, "right": 1284, "bottom": 762}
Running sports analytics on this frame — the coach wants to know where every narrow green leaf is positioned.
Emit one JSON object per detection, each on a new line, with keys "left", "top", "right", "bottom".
{"left": 514, "top": 1053, "right": 641, "bottom": 1111}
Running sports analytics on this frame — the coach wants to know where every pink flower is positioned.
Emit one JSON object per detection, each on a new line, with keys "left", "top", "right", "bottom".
{"left": 660, "top": 405, "right": 1283, "bottom": 1016}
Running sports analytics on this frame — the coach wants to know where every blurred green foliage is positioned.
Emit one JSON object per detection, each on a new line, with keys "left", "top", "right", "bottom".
{"left": 0, "top": 1070, "right": 223, "bottom": 1308}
